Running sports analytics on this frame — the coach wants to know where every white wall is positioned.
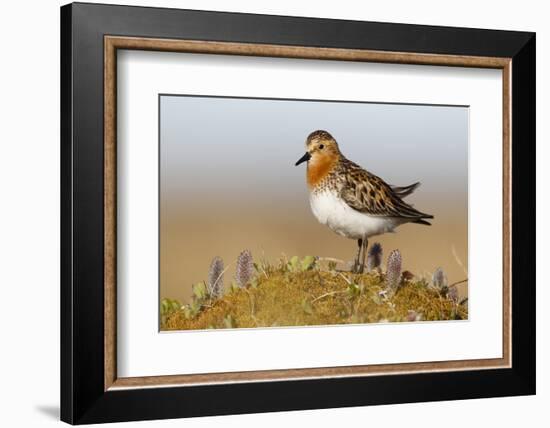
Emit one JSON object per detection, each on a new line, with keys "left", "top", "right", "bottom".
{"left": 0, "top": 1, "right": 545, "bottom": 427}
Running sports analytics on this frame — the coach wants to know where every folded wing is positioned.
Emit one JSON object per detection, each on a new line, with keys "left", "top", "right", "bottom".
{"left": 337, "top": 161, "right": 433, "bottom": 224}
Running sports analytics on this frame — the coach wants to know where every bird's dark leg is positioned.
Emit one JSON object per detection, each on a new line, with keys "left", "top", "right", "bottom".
{"left": 353, "top": 238, "right": 363, "bottom": 273}
{"left": 359, "top": 237, "right": 368, "bottom": 274}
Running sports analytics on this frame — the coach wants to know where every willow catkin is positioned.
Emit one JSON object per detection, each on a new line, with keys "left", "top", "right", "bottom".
{"left": 235, "top": 250, "right": 254, "bottom": 288}
{"left": 366, "top": 242, "right": 383, "bottom": 271}
{"left": 207, "top": 256, "right": 224, "bottom": 298}
{"left": 432, "top": 267, "right": 448, "bottom": 289}
{"left": 386, "top": 249, "right": 402, "bottom": 291}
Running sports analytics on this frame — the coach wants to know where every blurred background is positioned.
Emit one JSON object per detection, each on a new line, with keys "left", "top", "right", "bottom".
{"left": 160, "top": 95, "right": 468, "bottom": 304}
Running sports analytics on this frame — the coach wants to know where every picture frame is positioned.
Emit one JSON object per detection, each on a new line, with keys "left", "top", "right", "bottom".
{"left": 60, "top": 2, "right": 535, "bottom": 424}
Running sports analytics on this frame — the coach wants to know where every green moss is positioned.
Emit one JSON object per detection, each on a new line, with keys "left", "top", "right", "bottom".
{"left": 162, "top": 258, "right": 467, "bottom": 331}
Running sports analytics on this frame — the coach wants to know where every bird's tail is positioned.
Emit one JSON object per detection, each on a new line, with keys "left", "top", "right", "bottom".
{"left": 413, "top": 218, "right": 432, "bottom": 226}
{"left": 391, "top": 182, "right": 421, "bottom": 198}
{"left": 391, "top": 181, "right": 434, "bottom": 225}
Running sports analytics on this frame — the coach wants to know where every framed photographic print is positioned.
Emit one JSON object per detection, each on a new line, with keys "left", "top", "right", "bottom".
{"left": 60, "top": 2, "right": 535, "bottom": 424}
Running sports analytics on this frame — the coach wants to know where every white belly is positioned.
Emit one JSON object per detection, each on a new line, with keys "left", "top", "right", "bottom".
{"left": 309, "top": 191, "right": 404, "bottom": 240}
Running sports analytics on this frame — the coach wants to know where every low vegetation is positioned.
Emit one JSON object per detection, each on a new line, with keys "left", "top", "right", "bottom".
{"left": 160, "top": 247, "right": 467, "bottom": 331}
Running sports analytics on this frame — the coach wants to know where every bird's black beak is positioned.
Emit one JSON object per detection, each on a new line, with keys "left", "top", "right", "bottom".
{"left": 295, "top": 152, "right": 311, "bottom": 166}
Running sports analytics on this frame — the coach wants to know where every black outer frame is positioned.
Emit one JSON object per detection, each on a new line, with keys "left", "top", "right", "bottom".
{"left": 60, "top": 2, "right": 535, "bottom": 424}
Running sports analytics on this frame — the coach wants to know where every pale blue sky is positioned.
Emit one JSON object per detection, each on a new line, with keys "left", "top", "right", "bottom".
{"left": 160, "top": 95, "right": 468, "bottom": 206}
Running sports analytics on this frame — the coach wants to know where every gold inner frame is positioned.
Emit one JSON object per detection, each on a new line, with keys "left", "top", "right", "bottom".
{"left": 104, "top": 35, "right": 512, "bottom": 391}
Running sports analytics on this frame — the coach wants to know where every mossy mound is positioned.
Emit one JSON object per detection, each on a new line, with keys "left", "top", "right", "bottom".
{"left": 162, "top": 263, "right": 467, "bottom": 331}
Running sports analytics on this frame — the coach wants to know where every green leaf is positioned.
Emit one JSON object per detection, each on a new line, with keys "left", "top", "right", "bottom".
{"left": 347, "top": 283, "right": 360, "bottom": 297}
{"left": 301, "top": 299, "right": 313, "bottom": 315}
{"left": 183, "top": 305, "right": 192, "bottom": 319}
{"left": 223, "top": 315, "right": 236, "bottom": 328}
{"left": 287, "top": 255, "right": 300, "bottom": 272}
{"left": 230, "top": 281, "right": 240, "bottom": 293}
{"left": 185, "top": 301, "right": 202, "bottom": 319}
{"left": 370, "top": 294, "right": 383, "bottom": 305}
{"left": 160, "top": 300, "right": 168, "bottom": 315}
{"left": 160, "top": 298, "right": 181, "bottom": 316}
{"left": 193, "top": 282, "right": 208, "bottom": 300}
{"left": 301, "top": 255, "right": 316, "bottom": 272}
{"left": 170, "top": 299, "right": 181, "bottom": 311}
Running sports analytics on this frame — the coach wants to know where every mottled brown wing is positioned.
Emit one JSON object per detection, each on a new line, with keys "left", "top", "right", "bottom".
{"left": 337, "top": 160, "right": 432, "bottom": 220}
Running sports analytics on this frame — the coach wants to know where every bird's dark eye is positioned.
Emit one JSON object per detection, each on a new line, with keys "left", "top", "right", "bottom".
{"left": 319, "top": 144, "right": 324, "bottom": 149}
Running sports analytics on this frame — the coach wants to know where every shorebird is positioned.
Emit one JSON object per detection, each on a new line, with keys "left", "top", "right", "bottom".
{"left": 295, "top": 130, "right": 433, "bottom": 273}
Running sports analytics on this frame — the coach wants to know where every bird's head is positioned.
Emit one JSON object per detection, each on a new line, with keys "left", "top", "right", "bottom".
{"left": 295, "top": 130, "right": 341, "bottom": 167}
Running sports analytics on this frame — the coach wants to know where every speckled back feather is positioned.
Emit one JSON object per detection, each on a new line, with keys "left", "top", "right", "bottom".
{"left": 313, "top": 156, "right": 433, "bottom": 222}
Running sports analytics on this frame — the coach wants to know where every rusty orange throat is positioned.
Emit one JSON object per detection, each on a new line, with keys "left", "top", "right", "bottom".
{"left": 307, "top": 152, "right": 339, "bottom": 190}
